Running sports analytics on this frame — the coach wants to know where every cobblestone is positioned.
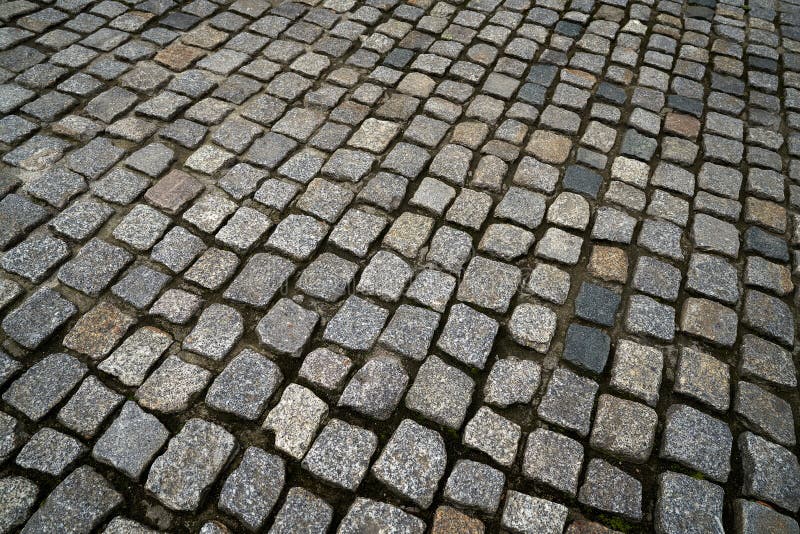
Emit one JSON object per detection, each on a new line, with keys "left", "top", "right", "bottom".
{"left": 578, "top": 459, "right": 642, "bottom": 521}
{"left": 92, "top": 401, "right": 169, "bottom": 480}
{"left": 372, "top": 418, "right": 446, "bottom": 508}
{"left": 146, "top": 418, "right": 235, "bottom": 512}
{"left": 655, "top": 472, "right": 724, "bottom": 534}
{"left": 2, "top": 0, "right": 799, "bottom": 530}
{"left": 444, "top": 459, "right": 505, "bottom": 514}
{"left": 302, "top": 418, "right": 377, "bottom": 492}
{"left": 661, "top": 404, "right": 733, "bottom": 483}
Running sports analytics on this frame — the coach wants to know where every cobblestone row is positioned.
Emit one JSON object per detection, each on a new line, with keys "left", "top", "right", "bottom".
{"left": 0, "top": 0, "right": 799, "bottom": 531}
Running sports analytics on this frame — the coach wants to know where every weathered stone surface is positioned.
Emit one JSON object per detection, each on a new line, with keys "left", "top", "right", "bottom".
{"left": 323, "top": 295, "right": 389, "bottom": 351}
{"left": 135, "top": 355, "right": 211, "bottom": 414}
{"left": 578, "top": 459, "right": 642, "bottom": 521}
{"left": 206, "top": 349, "right": 282, "bottom": 421}
{"left": 734, "top": 499, "right": 800, "bottom": 534}
{"left": 57, "top": 376, "right": 122, "bottom": 439}
{"left": 0, "top": 476, "right": 38, "bottom": 533}
{"left": 219, "top": 447, "right": 284, "bottom": 531}
{"left": 537, "top": 367, "right": 598, "bottom": 437}
{"left": 463, "top": 406, "right": 521, "bottom": 467}
{"left": 523, "top": 428, "right": 584, "bottom": 495}
{"left": 431, "top": 506, "right": 485, "bottom": 534}
{"left": 502, "top": 491, "right": 568, "bottom": 534}
{"left": 98, "top": 327, "right": 172, "bottom": 387}
{"left": 93, "top": 401, "right": 169, "bottom": 479}
{"left": 372, "top": 419, "right": 447, "bottom": 508}
{"left": 270, "top": 487, "right": 333, "bottom": 534}
{"left": 149, "top": 289, "right": 200, "bottom": 325}
{"left": 660, "top": 404, "right": 733, "bottom": 482}
{"left": 484, "top": 358, "right": 541, "bottom": 408}
{"left": 589, "top": 394, "right": 657, "bottom": 463}
{"left": 339, "top": 498, "right": 425, "bottom": 534}
{"left": 742, "top": 290, "right": 795, "bottom": 348}
{"left": 563, "top": 323, "right": 610, "bottom": 375}
{"left": 508, "top": 303, "right": 558, "bottom": 353}
{"left": 1, "top": 234, "right": 70, "bottom": 282}
{"left": 740, "top": 334, "right": 797, "bottom": 389}
{"left": 15, "top": 427, "right": 86, "bottom": 476}
{"left": 1, "top": 0, "right": 795, "bottom": 527}
{"left": 734, "top": 381, "right": 795, "bottom": 446}
{"left": 63, "top": 301, "right": 135, "bottom": 359}
{"left": 223, "top": 253, "right": 295, "bottom": 309}
{"left": 444, "top": 460, "right": 505, "bottom": 514}
{"left": 680, "top": 297, "right": 737, "bottom": 346}
{"left": 405, "top": 355, "right": 475, "bottom": 430}
{"left": 302, "top": 419, "right": 377, "bottom": 491}
{"left": 21, "top": 467, "right": 122, "bottom": 534}
{"left": 357, "top": 250, "right": 413, "bottom": 302}
{"left": 338, "top": 357, "right": 409, "bottom": 421}
{"left": 263, "top": 383, "right": 327, "bottom": 460}
{"left": 146, "top": 418, "right": 236, "bottom": 511}
{"left": 739, "top": 431, "right": 800, "bottom": 512}
{"left": 3, "top": 353, "right": 87, "bottom": 421}
{"left": 655, "top": 472, "right": 724, "bottom": 534}
{"left": 2, "top": 288, "right": 77, "bottom": 349}
{"left": 149, "top": 290, "right": 201, "bottom": 326}
{"left": 436, "top": 303, "right": 499, "bottom": 369}
{"left": 674, "top": 348, "right": 730, "bottom": 412}
{"left": 298, "top": 348, "right": 352, "bottom": 392}
{"left": 183, "top": 304, "right": 244, "bottom": 360}
{"left": 257, "top": 299, "right": 320, "bottom": 356}
{"left": 144, "top": 170, "right": 203, "bottom": 214}
{"left": 610, "top": 339, "right": 663, "bottom": 406}
{"left": 57, "top": 238, "right": 132, "bottom": 296}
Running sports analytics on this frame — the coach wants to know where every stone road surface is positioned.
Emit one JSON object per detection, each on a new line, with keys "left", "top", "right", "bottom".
{"left": 0, "top": 0, "right": 799, "bottom": 532}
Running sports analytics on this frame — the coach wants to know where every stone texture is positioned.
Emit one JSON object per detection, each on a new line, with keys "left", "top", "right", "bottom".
{"left": 589, "top": 394, "right": 658, "bottom": 463}
{"left": 3, "top": 353, "right": 86, "bottom": 421}
{"left": 21, "top": 467, "right": 122, "bottom": 534}
{"left": 463, "top": 406, "right": 521, "bottom": 467}
{"left": 739, "top": 431, "right": 800, "bottom": 512}
{"left": 145, "top": 418, "right": 236, "bottom": 511}
{"left": 0, "top": 1, "right": 795, "bottom": 528}
{"left": 406, "top": 355, "right": 475, "bottom": 430}
{"left": 339, "top": 499, "right": 425, "bottom": 534}
{"left": 655, "top": 472, "right": 724, "bottom": 534}
{"left": 218, "top": 447, "right": 284, "bottom": 531}
{"left": 206, "top": 349, "right": 282, "bottom": 421}
{"left": 523, "top": 429, "right": 584, "bottom": 495}
{"left": 2, "top": 288, "right": 77, "bottom": 349}
{"left": 537, "top": 367, "right": 598, "bottom": 437}
{"left": 302, "top": 419, "right": 377, "bottom": 491}
{"left": 0, "top": 476, "right": 38, "bottom": 533}
{"left": 502, "top": 491, "right": 568, "bottom": 534}
{"left": 578, "top": 459, "right": 642, "bottom": 521}
{"left": 437, "top": 303, "right": 499, "bottom": 369}
{"left": 372, "top": 419, "right": 447, "bottom": 508}
{"left": 93, "top": 401, "right": 169, "bottom": 479}
{"left": 734, "top": 499, "right": 799, "bottom": 534}
{"left": 660, "top": 404, "right": 733, "bottom": 482}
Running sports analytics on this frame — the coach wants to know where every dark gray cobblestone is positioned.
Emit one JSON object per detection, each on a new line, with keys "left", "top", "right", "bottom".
{"left": 1, "top": 0, "right": 799, "bottom": 531}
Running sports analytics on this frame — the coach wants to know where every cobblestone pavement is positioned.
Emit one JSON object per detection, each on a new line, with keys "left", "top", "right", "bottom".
{"left": 1, "top": 0, "right": 800, "bottom": 532}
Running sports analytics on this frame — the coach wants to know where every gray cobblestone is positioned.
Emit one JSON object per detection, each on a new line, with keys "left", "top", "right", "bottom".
{"left": 1, "top": 0, "right": 797, "bottom": 529}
